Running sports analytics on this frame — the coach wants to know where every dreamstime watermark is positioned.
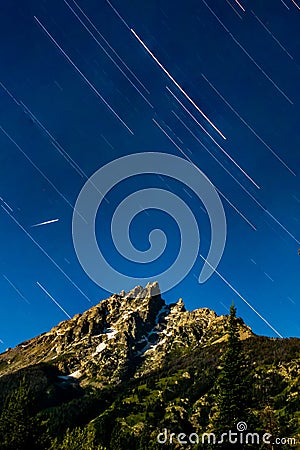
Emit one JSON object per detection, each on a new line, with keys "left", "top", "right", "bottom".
{"left": 72, "top": 152, "right": 227, "bottom": 294}
{"left": 157, "top": 422, "right": 298, "bottom": 446}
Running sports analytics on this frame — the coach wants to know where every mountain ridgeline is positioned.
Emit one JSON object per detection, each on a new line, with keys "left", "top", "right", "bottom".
{"left": 0, "top": 282, "right": 299, "bottom": 449}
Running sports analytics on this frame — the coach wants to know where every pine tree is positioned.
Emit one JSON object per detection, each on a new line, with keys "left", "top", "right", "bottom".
{"left": 0, "top": 377, "right": 37, "bottom": 450}
{"left": 50, "top": 425, "right": 104, "bottom": 450}
{"left": 212, "top": 304, "right": 252, "bottom": 446}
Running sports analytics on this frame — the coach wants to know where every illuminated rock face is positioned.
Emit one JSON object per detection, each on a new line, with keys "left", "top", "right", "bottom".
{"left": 0, "top": 282, "right": 252, "bottom": 385}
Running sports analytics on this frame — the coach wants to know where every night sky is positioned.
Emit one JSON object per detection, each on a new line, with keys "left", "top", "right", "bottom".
{"left": 0, "top": 0, "right": 299, "bottom": 349}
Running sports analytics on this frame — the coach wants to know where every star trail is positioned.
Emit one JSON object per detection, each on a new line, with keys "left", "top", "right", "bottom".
{"left": 0, "top": 0, "right": 299, "bottom": 348}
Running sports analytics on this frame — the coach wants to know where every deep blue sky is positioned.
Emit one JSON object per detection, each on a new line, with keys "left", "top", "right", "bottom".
{"left": 0, "top": 0, "right": 299, "bottom": 349}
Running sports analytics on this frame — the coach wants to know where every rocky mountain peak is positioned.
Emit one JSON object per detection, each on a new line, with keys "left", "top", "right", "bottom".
{"left": 0, "top": 282, "right": 253, "bottom": 385}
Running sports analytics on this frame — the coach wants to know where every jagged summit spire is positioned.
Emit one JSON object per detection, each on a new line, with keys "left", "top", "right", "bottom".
{"left": 119, "top": 281, "right": 160, "bottom": 299}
